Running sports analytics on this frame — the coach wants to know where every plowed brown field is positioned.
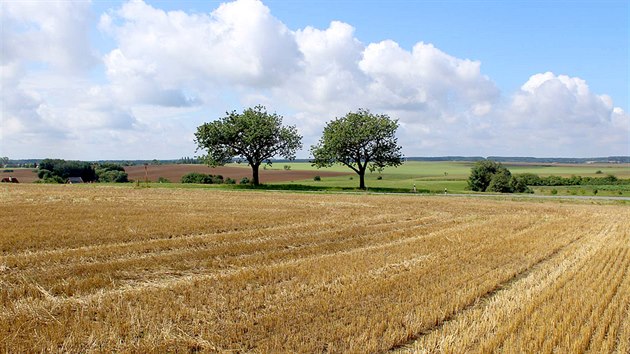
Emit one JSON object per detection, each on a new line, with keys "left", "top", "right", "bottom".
{"left": 124, "top": 164, "right": 349, "bottom": 183}
{"left": 0, "top": 164, "right": 350, "bottom": 183}
{"left": 1, "top": 185, "right": 628, "bottom": 352}
{"left": 0, "top": 169, "right": 38, "bottom": 183}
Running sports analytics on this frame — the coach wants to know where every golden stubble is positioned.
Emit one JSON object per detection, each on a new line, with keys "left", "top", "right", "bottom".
{"left": 0, "top": 184, "right": 628, "bottom": 353}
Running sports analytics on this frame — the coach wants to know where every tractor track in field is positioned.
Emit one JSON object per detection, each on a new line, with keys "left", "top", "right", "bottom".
{"left": 387, "top": 227, "right": 591, "bottom": 352}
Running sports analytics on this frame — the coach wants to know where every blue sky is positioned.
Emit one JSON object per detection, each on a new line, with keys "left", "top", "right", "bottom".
{"left": 2, "top": 0, "right": 628, "bottom": 159}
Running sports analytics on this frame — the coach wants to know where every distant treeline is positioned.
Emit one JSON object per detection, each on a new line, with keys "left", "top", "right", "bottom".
{"left": 406, "top": 156, "right": 630, "bottom": 163}
{"left": 4, "top": 156, "right": 629, "bottom": 166}
{"left": 487, "top": 156, "right": 630, "bottom": 164}
{"left": 516, "top": 173, "right": 630, "bottom": 186}
{"left": 36, "top": 159, "right": 128, "bottom": 183}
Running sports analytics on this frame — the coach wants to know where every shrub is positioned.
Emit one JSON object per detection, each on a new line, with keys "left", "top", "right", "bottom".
{"left": 210, "top": 175, "right": 224, "bottom": 184}
{"left": 468, "top": 160, "right": 511, "bottom": 192}
{"left": 510, "top": 175, "right": 532, "bottom": 193}
{"left": 593, "top": 189, "right": 598, "bottom": 195}
{"left": 487, "top": 169, "right": 512, "bottom": 193}
{"left": 98, "top": 170, "right": 129, "bottom": 183}
{"left": 240, "top": 177, "right": 250, "bottom": 185}
{"left": 550, "top": 189, "right": 558, "bottom": 195}
{"left": 225, "top": 178, "right": 236, "bottom": 184}
{"left": 3, "top": 169, "right": 13, "bottom": 173}
{"left": 377, "top": 176, "right": 383, "bottom": 180}
{"left": 38, "top": 169, "right": 53, "bottom": 180}
{"left": 38, "top": 158, "right": 97, "bottom": 182}
{"left": 283, "top": 165, "right": 291, "bottom": 170}
{"left": 603, "top": 174, "right": 618, "bottom": 183}
{"left": 157, "top": 177, "right": 171, "bottom": 183}
{"left": 42, "top": 176, "right": 65, "bottom": 184}
{"left": 181, "top": 172, "right": 209, "bottom": 184}
{"left": 313, "top": 175, "right": 321, "bottom": 181}
{"left": 595, "top": 170, "right": 603, "bottom": 174}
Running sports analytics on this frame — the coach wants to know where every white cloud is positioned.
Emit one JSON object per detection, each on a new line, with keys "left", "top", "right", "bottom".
{"left": 100, "top": 0, "right": 301, "bottom": 90}
{"left": 1, "top": 0, "right": 627, "bottom": 159}
{"left": 492, "top": 72, "right": 629, "bottom": 156}
{"left": 1, "top": 1, "right": 96, "bottom": 72}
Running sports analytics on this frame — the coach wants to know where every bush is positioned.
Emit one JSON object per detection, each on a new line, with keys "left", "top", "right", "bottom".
{"left": 595, "top": 170, "right": 603, "bottom": 174}
{"left": 487, "top": 169, "right": 512, "bottom": 193}
{"left": 225, "top": 178, "right": 236, "bottom": 184}
{"left": 181, "top": 172, "right": 209, "bottom": 184}
{"left": 550, "top": 189, "right": 558, "bottom": 195}
{"left": 210, "top": 175, "right": 224, "bottom": 184}
{"left": 181, "top": 172, "right": 227, "bottom": 184}
{"left": 515, "top": 173, "right": 542, "bottom": 186}
{"left": 509, "top": 176, "right": 532, "bottom": 193}
{"left": 593, "top": 189, "right": 598, "bottom": 195}
{"left": 38, "top": 159, "right": 97, "bottom": 182}
{"left": 468, "top": 160, "right": 509, "bottom": 192}
{"left": 2, "top": 169, "right": 13, "bottom": 173}
{"left": 283, "top": 165, "right": 291, "bottom": 170}
{"left": 97, "top": 169, "right": 129, "bottom": 183}
{"left": 157, "top": 177, "right": 171, "bottom": 183}
{"left": 313, "top": 175, "right": 321, "bottom": 181}
{"left": 240, "top": 177, "right": 250, "bottom": 185}
{"left": 38, "top": 169, "right": 53, "bottom": 180}
{"left": 376, "top": 176, "right": 383, "bottom": 180}
{"left": 39, "top": 176, "right": 65, "bottom": 184}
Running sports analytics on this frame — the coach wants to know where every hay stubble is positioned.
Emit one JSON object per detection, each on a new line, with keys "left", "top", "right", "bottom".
{"left": 1, "top": 185, "right": 628, "bottom": 352}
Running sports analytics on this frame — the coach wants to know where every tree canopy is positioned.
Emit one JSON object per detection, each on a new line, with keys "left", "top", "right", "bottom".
{"left": 37, "top": 159, "right": 97, "bottom": 183}
{"left": 468, "top": 160, "right": 530, "bottom": 193}
{"left": 311, "top": 109, "right": 403, "bottom": 189}
{"left": 194, "top": 105, "right": 302, "bottom": 186}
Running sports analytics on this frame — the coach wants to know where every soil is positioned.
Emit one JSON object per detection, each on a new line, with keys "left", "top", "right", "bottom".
{"left": 0, "top": 169, "right": 39, "bottom": 183}
{"left": 1, "top": 164, "right": 351, "bottom": 184}
{"left": 124, "top": 164, "right": 349, "bottom": 183}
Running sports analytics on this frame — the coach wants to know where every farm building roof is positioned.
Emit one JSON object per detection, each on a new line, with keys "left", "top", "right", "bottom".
{"left": 67, "top": 177, "right": 84, "bottom": 184}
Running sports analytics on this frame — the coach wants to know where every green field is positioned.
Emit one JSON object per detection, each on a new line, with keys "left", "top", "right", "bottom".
{"left": 262, "top": 161, "right": 630, "bottom": 195}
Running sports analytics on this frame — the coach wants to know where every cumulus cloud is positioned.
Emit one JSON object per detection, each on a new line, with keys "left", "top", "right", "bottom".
{"left": 100, "top": 0, "right": 301, "bottom": 92}
{"left": 487, "top": 72, "right": 629, "bottom": 156}
{"left": 1, "top": 1, "right": 96, "bottom": 72}
{"left": 510, "top": 72, "right": 616, "bottom": 127}
{"left": 1, "top": 0, "right": 627, "bottom": 159}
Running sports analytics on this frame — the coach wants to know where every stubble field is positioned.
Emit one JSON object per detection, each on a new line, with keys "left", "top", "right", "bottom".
{"left": 0, "top": 184, "right": 628, "bottom": 352}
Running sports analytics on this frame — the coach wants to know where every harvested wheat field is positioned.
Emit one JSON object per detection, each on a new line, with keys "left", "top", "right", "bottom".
{"left": 0, "top": 184, "right": 628, "bottom": 353}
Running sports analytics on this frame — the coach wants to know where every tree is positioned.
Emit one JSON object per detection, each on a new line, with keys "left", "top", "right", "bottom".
{"left": 95, "top": 163, "right": 129, "bottom": 183}
{"left": 487, "top": 168, "right": 512, "bottom": 193}
{"left": 0, "top": 157, "right": 8, "bottom": 168}
{"left": 468, "top": 160, "right": 531, "bottom": 193}
{"left": 37, "top": 158, "right": 97, "bottom": 182}
{"left": 468, "top": 160, "right": 506, "bottom": 192}
{"left": 311, "top": 109, "right": 403, "bottom": 189}
{"left": 194, "top": 105, "right": 302, "bottom": 186}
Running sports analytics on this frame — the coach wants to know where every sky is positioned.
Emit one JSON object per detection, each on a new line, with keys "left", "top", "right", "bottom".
{"left": 1, "top": 0, "right": 628, "bottom": 160}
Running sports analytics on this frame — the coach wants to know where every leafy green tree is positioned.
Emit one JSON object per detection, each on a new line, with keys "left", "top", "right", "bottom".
{"left": 469, "top": 160, "right": 533, "bottom": 193}
{"left": 516, "top": 173, "right": 542, "bottom": 186}
{"left": 95, "top": 163, "right": 129, "bottom": 183}
{"left": 38, "top": 159, "right": 97, "bottom": 182}
{"left": 311, "top": 109, "right": 403, "bottom": 189}
{"left": 194, "top": 105, "right": 302, "bottom": 186}
{"left": 509, "top": 175, "right": 532, "bottom": 193}
{"left": 488, "top": 168, "right": 512, "bottom": 193}
{"left": 468, "top": 160, "right": 507, "bottom": 192}
{"left": 181, "top": 172, "right": 210, "bottom": 184}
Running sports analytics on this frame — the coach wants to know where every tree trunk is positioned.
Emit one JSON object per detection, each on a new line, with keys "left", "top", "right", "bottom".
{"left": 359, "top": 171, "right": 366, "bottom": 190}
{"left": 252, "top": 164, "right": 260, "bottom": 186}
